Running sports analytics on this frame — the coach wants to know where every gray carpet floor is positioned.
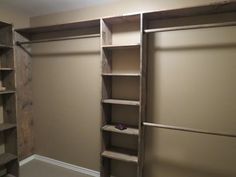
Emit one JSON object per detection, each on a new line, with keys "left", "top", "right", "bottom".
{"left": 20, "top": 159, "right": 92, "bottom": 177}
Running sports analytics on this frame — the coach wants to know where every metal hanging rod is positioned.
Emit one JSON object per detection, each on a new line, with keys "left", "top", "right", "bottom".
{"left": 144, "top": 21, "right": 236, "bottom": 33}
{"left": 143, "top": 122, "right": 236, "bottom": 138}
{"left": 17, "top": 33, "right": 100, "bottom": 45}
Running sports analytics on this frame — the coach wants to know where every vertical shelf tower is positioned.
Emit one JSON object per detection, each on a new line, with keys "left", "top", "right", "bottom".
{"left": 0, "top": 21, "right": 19, "bottom": 177}
{"left": 100, "top": 14, "right": 146, "bottom": 177}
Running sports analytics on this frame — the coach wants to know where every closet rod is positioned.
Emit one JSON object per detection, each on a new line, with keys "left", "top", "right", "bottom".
{"left": 17, "top": 33, "right": 100, "bottom": 45}
{"left": 144, "top": 21, "right": 236, "bottom": 33}
{"left": 143, "top": 122, "right": 236, "bottom": 138}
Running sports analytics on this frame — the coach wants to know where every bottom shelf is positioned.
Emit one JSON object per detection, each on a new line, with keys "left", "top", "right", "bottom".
{"left": 5, "top": 175, "right": 15, "bottom": 177}
{"left": 102, "top": 148, "right": 138, "bottom": 163}
{"left": 0, "top": 153, "right": 17, "bottom": 166}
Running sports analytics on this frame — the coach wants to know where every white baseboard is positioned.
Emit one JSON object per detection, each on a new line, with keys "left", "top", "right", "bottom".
{"left": 19, "top": 155, "right": 36, "bottom": 166}
{"left": 20, "top": 154, "right": 100, "bottom": 177}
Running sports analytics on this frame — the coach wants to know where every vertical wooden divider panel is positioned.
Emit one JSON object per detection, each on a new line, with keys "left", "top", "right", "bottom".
{"left": 14, "top": 33, "right": 34, "bottom": 160}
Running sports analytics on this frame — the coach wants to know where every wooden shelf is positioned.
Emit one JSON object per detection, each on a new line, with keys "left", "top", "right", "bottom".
{"left": 0, "top": 21, "right": 11, "bottom": 28}
{"left": 0, "top": 44, "right": 13, "bottom": 50}
{"left": 144, "top": 1, "right": 236, "bottom": 20}
{"left": 102, "top": 99, "right": 140, "bottom": 106}
{"left": 0, "top": 153, "right": 17, "bottom": 166}
{"left": 0, "top": 68, "right": 14, "bottom": 71}
{"left": 102, "top": 73, "right": 140, "bottom": 77}
{"left": 0, "top": 123, "right": 16, "bottom": 132}
{"left": 102, "top": 125, "right": 139, "bottom": 136}
{"left": 102, "top": 149, "right": 138, "bottom": 163}
{"left": 15, "top": 19, "right": 100, "bottom": 40}
{"left": 5, "top": 175, "right": 16, "bottom": 177}
{"left": 103, "top": 14, "right": 140, "bottom": 25}
{"left": 102, "top": 44, "right": 140, "bottom": 50}
{"left": 0, "top": 91, "right": 15, "bottom": 95}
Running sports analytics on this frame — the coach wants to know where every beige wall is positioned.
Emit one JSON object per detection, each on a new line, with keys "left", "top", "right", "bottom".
{"left": 0, "top": 5, "right": 29, "bottom": 28}
{"left": 31, "top": 0, "right": 236, "bottom": 177}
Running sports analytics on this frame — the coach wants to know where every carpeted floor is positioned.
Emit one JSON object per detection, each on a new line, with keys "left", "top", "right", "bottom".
{"left": 20, "top": 160, "right": 92, "bottom": 177}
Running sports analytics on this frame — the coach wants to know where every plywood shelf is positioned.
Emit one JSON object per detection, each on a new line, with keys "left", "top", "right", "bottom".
{"left": 102, "top": 125, "right": 139, "bottom": 136}
{"left": 103, "top": 14, "right": 140, "bottom": 25}
{"left": 0, "top": 91, "right": 15, "bottom": 95}
{"left": 5, "top": 175, "right": 16, "bottom": 177}
{"left": 15, "top": 19, "right": 100, "bottom": 40}
{"left": 0, "top": 68, "right": 14, "bottom": 71}
{"left": 0, "top": 153, "right": 17, "bottom": 166}
{"left": 102, "top": 99, "right": 140, "bottom": 106}
{"left": 102, "top": 149, "right": 138, "bottom": 163}
{"left": 0, "top": 123, "right": 16, "bottom": 132}
{"left": 102, "top": 73, "right": 140, "bottom": 77}
{"left": 144, "top": 1, "right": 236, "bottom": 21}
{"left": 0, "top": 44, "right": 13, "bottom": 50}
{"left": 102, "top": 44, "right": 140, "bottom": 50}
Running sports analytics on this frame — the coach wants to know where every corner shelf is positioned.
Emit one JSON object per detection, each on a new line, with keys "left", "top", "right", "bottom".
{"left": 102, "top": 99, "right": 140, "bottom": 106}
{"left": 102, "top": 125, "right": 139, "bottom": 136}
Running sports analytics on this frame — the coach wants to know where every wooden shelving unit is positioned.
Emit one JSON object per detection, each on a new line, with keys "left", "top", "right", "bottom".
{"left": 15, "top": 19, "right": 100, "bottom": 41}
{"left": 100, "top": 14, "right": 146, "bottom": 177}
{"left": 0, "top": 21, "right": 19, "bottom": 177}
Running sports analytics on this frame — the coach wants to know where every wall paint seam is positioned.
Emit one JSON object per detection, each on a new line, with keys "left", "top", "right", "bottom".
{"left": 20, "top": 154, "right": 100, "bottom": 177}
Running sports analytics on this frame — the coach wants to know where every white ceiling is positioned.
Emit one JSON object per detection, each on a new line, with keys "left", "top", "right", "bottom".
{"left": 0, "top": 0, "right": 119, "bottom": 17}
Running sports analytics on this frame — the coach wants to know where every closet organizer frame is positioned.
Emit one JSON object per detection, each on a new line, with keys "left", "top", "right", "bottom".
{"left": 14, "top": 1, "right": 236, "bottom": 177}
{"left": 100, "top": 13, "right": 146, "bottom": 177}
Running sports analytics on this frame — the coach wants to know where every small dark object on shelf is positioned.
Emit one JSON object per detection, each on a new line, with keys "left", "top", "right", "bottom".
{"left": 115, "top": 123, "right": 127, "bottom": 130}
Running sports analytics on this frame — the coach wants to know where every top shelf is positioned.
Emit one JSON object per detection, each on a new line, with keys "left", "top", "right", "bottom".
{"left": 15, "top": 19, "right": 100, "bottom": 40}
{"left": 144, "top": 1, "right": 236, "bottom": 20}
{"left": 103, "top": 14, "right": 140, "bottom": 25}
{"left": 0, "top": 21, "right": 12, "bottom": 28}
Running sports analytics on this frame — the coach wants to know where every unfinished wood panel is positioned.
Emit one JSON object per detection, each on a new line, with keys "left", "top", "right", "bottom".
{"left": 14, "top": 33, "right": 34, "bottom": 160}
{"left": 100, "top": 18, "right": 112, "bottom": 177}
{"left": 137, "top": 13, "right": 148, "bottom": 177}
